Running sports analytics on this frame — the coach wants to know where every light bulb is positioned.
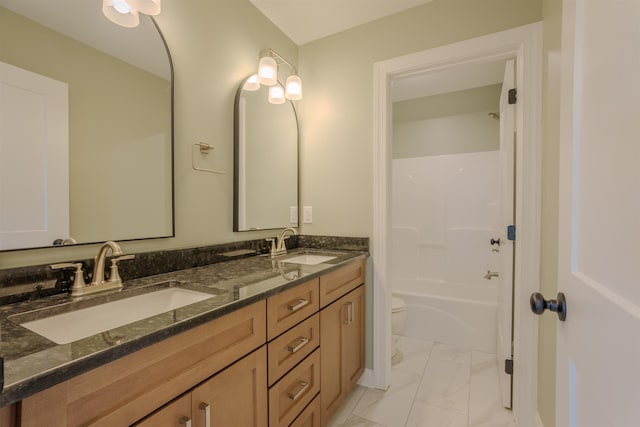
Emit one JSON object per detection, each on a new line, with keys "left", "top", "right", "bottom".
{"left": 285, "top": 74, "right": 302, "bottom": 100}
{"left": 243, "top": 74, "right": 260, "bottom": 91}
{"left": 268, "top": 85, "right": 285, "bottom": 104}
{"left": 258, "top": 56, "right": 278, "bottom": 86}
{"left": 128, "top": 0, "right": 161, "bottom": 15}
{"left": 103, "top": 0, "right": 139, "bottom": 27}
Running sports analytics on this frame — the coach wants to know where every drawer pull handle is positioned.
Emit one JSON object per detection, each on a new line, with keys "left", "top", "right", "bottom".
{"left": 287, "top": 336, "right": 310, "bottom": 353}
{"left": 288, "top": 298, "right": 309, "bottom": 312}
{"left": 179, "top": 416, "right": 192, "bottom": 427}
{"left": 287, "top": 381, "right": 310, "bottom": 401}
{"left": 199, "top": 402, "right": 211, "bottom": 427}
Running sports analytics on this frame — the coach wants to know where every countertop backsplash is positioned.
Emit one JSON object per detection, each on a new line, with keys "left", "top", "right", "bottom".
{"left": 0, "top": 235, "right": 368, "bottom": 306}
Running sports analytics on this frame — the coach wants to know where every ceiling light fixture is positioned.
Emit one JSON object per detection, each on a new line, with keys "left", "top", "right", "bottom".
{"left": 102, "top": 0, "right": 161, "bottom": 28}
{"left": 255, "top": 49, "right": 303, "bottom": 103}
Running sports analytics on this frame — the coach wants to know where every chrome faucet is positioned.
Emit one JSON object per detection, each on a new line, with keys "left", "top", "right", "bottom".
{"left": 266, "top": 227, "right": 298, "bottom": 257}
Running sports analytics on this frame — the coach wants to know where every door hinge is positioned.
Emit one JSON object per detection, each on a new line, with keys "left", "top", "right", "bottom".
{"left": 505, "top": 359, "right": 513, "bottom": 375}
{"left": 507, "top": 225, "right": 516, "bottom": 241}
{"left": 508, "top": 88, "right": 517, "bottom": 104}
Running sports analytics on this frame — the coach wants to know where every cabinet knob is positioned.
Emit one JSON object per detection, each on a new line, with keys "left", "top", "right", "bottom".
{"left": 179, "top": 416, "right": 192, "bottom": 427}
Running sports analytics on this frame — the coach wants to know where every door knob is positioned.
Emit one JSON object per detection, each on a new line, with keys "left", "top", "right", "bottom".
{"left": 530, "top": 292, "right": 567, "bottom": 321}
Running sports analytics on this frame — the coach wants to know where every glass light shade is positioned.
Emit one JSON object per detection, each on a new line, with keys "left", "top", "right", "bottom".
{"left": 258, "top": 56, "right": 278, "bottom": 86}
{"left": 103, "top": 0, "right": 139, "bottom": 27}
{"left": 243, "top": 74, "right": 260, "bottom": 91}
{"left": 285, "top": 74, "right": 302, "bottom": 100}
{"left": 128, "top": 0, "right": 161, "bottom": 15}
{"left": 268, "top": 85, "right": 286, "bottom": 104}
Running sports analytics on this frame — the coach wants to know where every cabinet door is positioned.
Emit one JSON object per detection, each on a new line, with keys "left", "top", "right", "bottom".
{"left": 320, "top": 292, "right": 347, "bottom": 422}
{"left": 133, "top": 394, "right": 192, "bottom": 427}
{"left": 344, "top": 285, "right": 365, "bottom": 391}
{"left": 320, "top": 285, "right": 365, "bottom": 423}
{"left": 191, "top": 346, "right": 267, "bottom": 427}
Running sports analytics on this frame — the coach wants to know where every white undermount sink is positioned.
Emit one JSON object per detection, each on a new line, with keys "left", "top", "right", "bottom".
{"left": 19, "top": 287, "right": 213, "bottom": 344}
{"left": 281, "top": 254, "right": 336, "bottom": 265}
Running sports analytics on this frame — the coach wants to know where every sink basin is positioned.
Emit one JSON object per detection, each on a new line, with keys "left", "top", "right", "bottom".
{"left": 281, "top": 254, "right": 336, "bottom": 265}
{"left": 19, "top": 287, "right": 213, "bottom": 344}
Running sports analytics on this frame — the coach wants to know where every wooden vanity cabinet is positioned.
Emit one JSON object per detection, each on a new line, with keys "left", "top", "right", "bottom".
{"left": 319, "top": 261, "right": 365, "bottom": 424}
{"left": 19, "top": 300, "right": 266, "bottom": 427}
{"left": 9, "top": 257, "right": 367, "bottom": 427}
{"left": 135, "top": 346, "right": 267, "bottom": 427}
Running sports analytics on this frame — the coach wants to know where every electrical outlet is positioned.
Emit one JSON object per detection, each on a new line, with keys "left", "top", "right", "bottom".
{"left": 290, "top": 206, "right": 298, "bottom": 225}
{"left": 303, "top": 206, "right": 313, "bottom": 224}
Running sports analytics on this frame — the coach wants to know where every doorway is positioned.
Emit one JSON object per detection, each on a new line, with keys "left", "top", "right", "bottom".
{"left": 371, "top": 22, "right": 543, "bottom": 427}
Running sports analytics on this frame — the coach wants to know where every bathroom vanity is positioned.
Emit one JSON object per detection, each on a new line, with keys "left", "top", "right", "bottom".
{"left": 0, "top": 249, "right": 366, "bottom": 426}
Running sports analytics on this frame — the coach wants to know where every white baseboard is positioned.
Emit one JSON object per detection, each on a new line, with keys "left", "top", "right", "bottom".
{"left": 357, "top": 368, "right": 376, "bottom": 389}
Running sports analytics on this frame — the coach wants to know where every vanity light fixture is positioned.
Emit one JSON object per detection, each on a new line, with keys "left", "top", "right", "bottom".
{"left": 268, "top": 85, "right": 286, "bottom": 104}
{"left": 243, "top": 74, "right": 261, "bottom": 91}
{"left": 102, "top": 0, "right": 161, "bottom": 28}
{"left": 258, "top": 56, "right": 278, "bottom": 86}
{"left": 255, "top": 49, "right": 303, "bottom": 103}
{"left": 285, "top": 73, "right": 302, "bottom": 100}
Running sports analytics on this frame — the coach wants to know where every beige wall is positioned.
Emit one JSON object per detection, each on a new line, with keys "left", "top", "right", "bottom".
{"left": 393, "top": 85, "right": 501, "bottom": 158}
{"left": 0, "top": 0, "right": 297, "bottom": 268}
{"left": 394, "top": 84, "right": 502, "bottom": 123}
{"left": 297, "top": 0, "right": 541, "bottom": 237}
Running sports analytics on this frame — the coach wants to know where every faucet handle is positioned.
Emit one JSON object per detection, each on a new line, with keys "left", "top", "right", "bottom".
{"left": 50, "top": 262, "right": 87, "bottom": 295}
{"left": 108, "top": 254, "right": 135, "bottom": 285}
{"left": 265, "top": 238, "right": 277, "bottom": 254}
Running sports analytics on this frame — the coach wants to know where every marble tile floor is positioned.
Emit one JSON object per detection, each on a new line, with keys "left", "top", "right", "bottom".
{"left": 325, "top": 335, "right": 515, "bottom": 427}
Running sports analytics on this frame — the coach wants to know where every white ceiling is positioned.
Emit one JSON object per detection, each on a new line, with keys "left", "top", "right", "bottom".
{"left": 249, "top": 0, "right": 435, "bottom": 45}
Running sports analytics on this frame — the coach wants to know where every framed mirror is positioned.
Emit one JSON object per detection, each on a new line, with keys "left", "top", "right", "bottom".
{"left": 233, "top": 77, "right": 299, "bottom": 231}
{"left": 0, "top": 0, "right": 174, "bottom": 251}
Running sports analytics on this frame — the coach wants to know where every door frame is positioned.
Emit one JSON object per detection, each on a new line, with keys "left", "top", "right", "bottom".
{"left": 371, "top": 22, "right": 543, "bottom": 426}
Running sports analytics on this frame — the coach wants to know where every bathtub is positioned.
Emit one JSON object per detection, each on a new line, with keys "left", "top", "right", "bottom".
{"left": 393, "top": 280, "right": 498, "bottom": 354}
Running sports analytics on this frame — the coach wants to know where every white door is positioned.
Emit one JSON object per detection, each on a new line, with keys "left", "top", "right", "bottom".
{"left": 496, "top": 59, "right": 515, "bottom": 409}
{"left": 0, "top": 61, "right": 69, "bottom": 250}
{"left": 556, "top": 1, "right": 640, "bottom": 426}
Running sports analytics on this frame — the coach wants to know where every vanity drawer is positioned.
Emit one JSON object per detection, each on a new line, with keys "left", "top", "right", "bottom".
{"left": 267, "top": 278, "right": 319, "bottom": 340}
{"left": 268, "top": 348, "right": 320, "bottom": 427}
{"left": 290, "top": 395, "right": 321, "bottom": 427}
{"left": 319, "top": 260, "right": 365, "bottom": 308}
{"left": 268, "top": 313, "right": 320, "bottom": 386}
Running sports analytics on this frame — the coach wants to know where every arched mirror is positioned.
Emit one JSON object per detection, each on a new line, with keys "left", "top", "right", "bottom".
{"left": 0, "top": 0, "right": 174, "bottom": 251}
{"left": 233, "top": 77, "right": 299, "bottom": 231}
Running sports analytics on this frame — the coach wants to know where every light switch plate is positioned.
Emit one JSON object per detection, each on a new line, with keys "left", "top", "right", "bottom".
{"left": 290, "top": 206, "right": 298, "bottom": 225}
{"left": 303, "top": 206, "right": 313, "bottom": 224}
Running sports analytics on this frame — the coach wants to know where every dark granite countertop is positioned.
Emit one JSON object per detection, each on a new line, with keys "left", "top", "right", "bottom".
{"left": 0, "top": 248, "right": 367, "bottom": 406}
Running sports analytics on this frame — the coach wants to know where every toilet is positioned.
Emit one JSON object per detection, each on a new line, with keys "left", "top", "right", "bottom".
{"left": 391, "top": 296, "right": 407, "bottom": 362}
